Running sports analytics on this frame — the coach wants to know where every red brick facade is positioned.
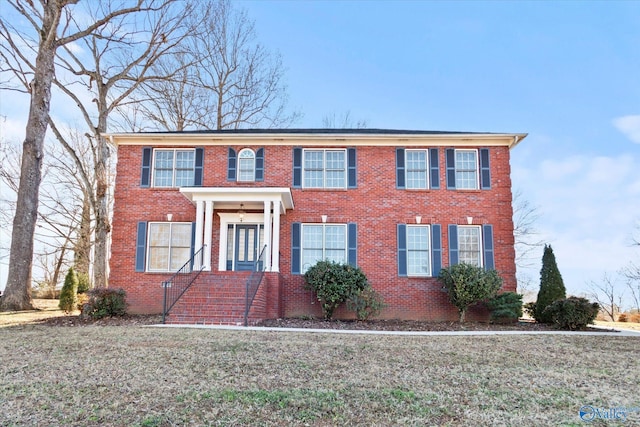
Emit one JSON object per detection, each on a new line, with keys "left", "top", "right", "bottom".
{"left": 109, "top": 130, "right": 524, "bottom": 323}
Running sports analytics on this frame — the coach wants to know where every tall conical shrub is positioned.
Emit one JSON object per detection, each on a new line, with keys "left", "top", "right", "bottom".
{"left": 534, "top": 245, "right": 566, "bottom": 323}
{"left": 59, "top": 267, "right": 79, "bottom": 313}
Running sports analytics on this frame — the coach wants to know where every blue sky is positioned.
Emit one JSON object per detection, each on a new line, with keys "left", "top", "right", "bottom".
{"left": 2, "top": 1, "right": 640, "bottom": 302}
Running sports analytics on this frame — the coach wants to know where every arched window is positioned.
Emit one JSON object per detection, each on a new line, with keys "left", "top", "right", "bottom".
{"left": 237, "top": 148, "right": 255, "bottom": 182}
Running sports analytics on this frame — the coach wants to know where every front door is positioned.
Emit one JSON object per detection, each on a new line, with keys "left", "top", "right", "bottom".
{"left": 235, "top": 225, "right": 258, "bottom": 271}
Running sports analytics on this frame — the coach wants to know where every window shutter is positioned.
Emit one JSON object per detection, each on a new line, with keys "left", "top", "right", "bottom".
{"left": 255, "top": 148, "right": 264, "bottom": 181}
{"left": 448, "top": 224, "right": 458, "bottom": 266}
{"left": 431, "top": 224, "right": 442, "bottom": 277}
{"left": 446, "top": 148, "right": 456, "bottom": 189}
{"left": 429, "top": 148, "right": 440, "bottom": 189}
{"left": 348, "top": 223, "right": 357, "bottom": 266}
{"left": 293, "top": 148, "right": 302, "bottom": 188}
{"left": 347, "top": 148, "right": 357, "bottom": 188}
{"left": 480, "top": 148, "right": 491, "bottom": 189}
{"left": 194, "top": 148, "right": 204, "bottom": 186}
{"left": 291, "top": 222, "right": 301, "bottom": 274}
{"left": 227, "top": 148, "right": 237, "bottom": 181}
{"left": 397, "top": 224, "right": 407, "bottom": 276}
{"left": 483, "top": 224, "right": 495, "bottom": 270}
{"left": 396, "top": 148, "right": 405, "bottom": 189}
{"left": 135, "top": 222, "right": 147, "bottom": 272}
{"left": 140, "top": 147, "right": 152, "bottom": 187}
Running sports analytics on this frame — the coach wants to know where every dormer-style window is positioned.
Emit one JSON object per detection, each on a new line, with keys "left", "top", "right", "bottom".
{"left": 237, "top": 149, "right": 256, "bottom": 182}
{"left": 227, "top": 148, "right": 264, "bottom": 182}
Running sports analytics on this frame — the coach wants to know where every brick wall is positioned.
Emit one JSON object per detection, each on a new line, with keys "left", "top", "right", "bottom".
{"left": 110, "top": 143, "right": 516, "bottom": 320}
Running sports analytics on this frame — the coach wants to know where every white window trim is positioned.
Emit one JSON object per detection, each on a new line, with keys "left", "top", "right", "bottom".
{"left": 151, "top": 148, "right": 196, "bottom": 188}
{"left": 237, "top": 148, "right": 256, "bottom": 182}
{"left": 146, "top": 221, "right": 192, "bottom": 272}
{"left": 405, "top": 149, "right": 429, "bottom": 190}
{"left": 457, "top": 225, "right": 483, "bottom": 267}
{"left": 301, "top": 223, "right": 348, "bottom": 272}
{"left": 406, "top": 224, "right": 431, "bottom": 277}
{"left": 454, "top": 149, "right": 479, "bottom": 190}
{"left": 302, "top": 148, "right": 347, "bottom": 189}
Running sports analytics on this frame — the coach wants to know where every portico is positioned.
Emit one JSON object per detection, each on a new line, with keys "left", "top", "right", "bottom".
{"left": 179, "top": 187, "right": 294, "bottom": 273}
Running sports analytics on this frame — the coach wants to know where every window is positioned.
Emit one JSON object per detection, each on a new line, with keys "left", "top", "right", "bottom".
{"left": 301, "top": 224, "right": 347, "bottom": 272}
{"left": 405, "top": 150, "right": 428, "bottom": 189}
{"left": 407, "top": 225, "right": 431, "bottom": 276}
{"left": 455, "top": 149, "right": 478, "bottom": 190}
{"left": 153, "top": 149, "right": 195, "bottom": 187}
{"left": 237, "top": 149, "right": 256, "bottom": 182}
{"left": 303, "top": 149, "right": 346, "bottom": 188}
{"left": 458, "top": 226, "right": 482, "bottom": 267}
{"left": 147, "top": 222, "right": 192, "bottom": 271}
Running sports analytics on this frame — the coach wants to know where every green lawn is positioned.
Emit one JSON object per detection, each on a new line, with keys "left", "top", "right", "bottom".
{"left": 1, "top": 324, "right": 638, "bottom": 426}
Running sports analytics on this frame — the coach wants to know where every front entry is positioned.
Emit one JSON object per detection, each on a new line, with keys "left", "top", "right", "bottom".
{"left": 235, "top": 225, "right": 259, "bottom": 271}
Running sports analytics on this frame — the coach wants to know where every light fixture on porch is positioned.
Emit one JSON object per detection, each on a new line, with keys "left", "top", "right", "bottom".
{"left": 238, "top": 204, "right": 245, "bottom": 222}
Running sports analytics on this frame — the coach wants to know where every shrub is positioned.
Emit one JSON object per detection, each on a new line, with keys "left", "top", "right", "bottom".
{"left": 618, "top": 313, "right": 628, "bottom": 322}
{"left": 81, "top": 288, "right": 127, "bottom": 319}
{"left": 346, "top": 286, "right": 386, "bottom": 320}
{"left": 304, "top": 261, "right": 368, "bottom": 320}
{"left": 487, "top": 292, "right": 523, "bottom": 323}
{"left": 534, "top": 245, "right": 566, "bottom": 323}
{"left": 76, "top": 272, "right": 91, "bottom": 294}
{"left": 630, "top": 313, "right": 640, "bottom": 323}
{"left": 438, "top": 263, "right": 503, "bottom": 323}
{"left": 59, "top": 267, "right": 78, "bottom": 313}
{"left": 543, "top": 297, "right": 599, "bottom": 330}
{"left": 523, "top": 301, "right": 536, "bottom": 318}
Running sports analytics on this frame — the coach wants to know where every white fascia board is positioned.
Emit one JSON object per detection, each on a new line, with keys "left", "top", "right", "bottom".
{"left": 179, "top": 187, "right": 294, "bottom": 212}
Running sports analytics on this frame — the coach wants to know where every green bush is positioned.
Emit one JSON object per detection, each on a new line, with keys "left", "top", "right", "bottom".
{"left": 347, "top": 286, "right": 386, "bottom": 320}
{"left": 534, "top": 245, "right": 566, "bottom": 323}
{"left": 59, "top": 267, "right": 78, "bottom": 313}
{"left": 487, "top": 292, "right": 523, "bottom": 323}
{"left": 304, "top": 261, "right": 368, "bottom": 320}
{"left": 523, "top": 301, "right": 536, "bottom": 318}
{"left": 543, "top": 297, "right": 599, "bottom": 330}
{"left": 81, "top": 288, "right": 127, "bottom": 319}
{"left": 76, "top": 272, "right": 91, "bottom": 294}
{"left": 438, "top": 263, "right": 503, "bottom": 323}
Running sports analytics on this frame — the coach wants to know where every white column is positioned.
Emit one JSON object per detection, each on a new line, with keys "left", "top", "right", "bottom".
{"left": 203, "top": 200, "right": 214, "bottom": 270}
{"left": 194, "top": 200, "right": 204, "bottom": 268}
{"left": 263, "top": 200, "right": 271, "bottom": 271}
{"left": 271, "top": 200, "right": 281, "bottom": 272}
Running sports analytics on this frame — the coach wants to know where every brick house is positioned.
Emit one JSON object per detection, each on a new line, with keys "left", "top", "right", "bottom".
{"left": 107, "top": 129, "right": 526, "bottom": 324}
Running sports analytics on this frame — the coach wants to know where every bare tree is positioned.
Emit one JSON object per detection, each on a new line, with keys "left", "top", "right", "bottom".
{"left": 132, "top": 0, "right": 299, "bottom": 131}
{"left": 0, "top": 0, "right": 158, "bottom": 310}
{"left": 321, "top": 111, "right": 368, "bottom": 129}
{"left": 512, "top": 189, "right": 544, "bottom": 270}
{"left": 589, "top": 273, "right": 624, "bottom": 321}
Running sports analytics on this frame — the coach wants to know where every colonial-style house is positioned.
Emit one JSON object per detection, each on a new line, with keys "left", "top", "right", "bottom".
{"left": 107, "top": 129, "right": 526, "bottom": 324}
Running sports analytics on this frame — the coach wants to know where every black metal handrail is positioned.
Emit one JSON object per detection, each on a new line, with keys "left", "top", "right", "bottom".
{"left": 244, "top": 245, "right": 267, "bottom": 326}
{"left": 162, "top": 246, "right": 206, "bottom": 324}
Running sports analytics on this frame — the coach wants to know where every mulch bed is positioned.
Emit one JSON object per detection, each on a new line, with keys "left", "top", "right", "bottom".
{"left": 35, "top": 314, "right": 615, "bottom": 332}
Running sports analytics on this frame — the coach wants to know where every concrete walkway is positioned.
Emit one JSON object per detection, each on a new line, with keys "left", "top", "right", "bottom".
{"left": 151, "top": 323, "right": 640, "bottom": 337}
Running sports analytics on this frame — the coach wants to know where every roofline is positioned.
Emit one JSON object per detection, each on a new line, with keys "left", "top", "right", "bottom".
{"left": 105, "top": 130, "right": 528, "bottom": 149}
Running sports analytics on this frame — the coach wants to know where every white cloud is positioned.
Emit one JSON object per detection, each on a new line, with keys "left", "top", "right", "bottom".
{"left": 613, "top": 115, "right": 640, "bottom": 144}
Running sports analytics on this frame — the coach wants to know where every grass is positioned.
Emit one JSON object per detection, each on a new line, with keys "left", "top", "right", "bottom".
{"left": 1, "top": 320, "right": 639, "bottom": 426}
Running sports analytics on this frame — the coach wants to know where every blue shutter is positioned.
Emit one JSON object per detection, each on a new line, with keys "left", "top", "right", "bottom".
{"left": 480, "top": 148, "right": 491, "bottom": 189}
{"left": 348, "top": 223, "right": 357, "bottom": 266}
{"left": 140, "top": 147, "right": 152, "bottom": 187}
{"left": 448, "top": 224, "right": 458, "bottom": 266}
{"left": 135, "top": 222, "right": 147, "bottom": 272}
{"left": 396, "top": 148, "right": 405, "bottom": 189}
{"left": 293, "top": 148, "right": 302, "bottom": 188}
{"left": 429, "top": 148, "right": 440, "bottom": 189}
{"left": 483, "top": 224, "right": 495, "bottom": 270}
{"left": 194, "top": 148, "right": 204, "bottom": 186}
{"left": 397, "top": 224, "right": 407, "bottom": 276}
{"left": 291, "top": 222, "right": 301, "bottom": 274}
{"left": 446, "top": 148, "right": 456, "bottom": 189}
{"left": 255, "top": 148, "right": 264, "bottom": 181}
{"left": 190, "top": 222, "right": 196, "bottom": 269}
{"left": 347, "top": 148, "right": 357, "bottom": 188}
{"left": 431, "top": 224, "right": 442, "bottom": 277}
{"left": 227, "top": 148, "right": 236, "bottom": 181}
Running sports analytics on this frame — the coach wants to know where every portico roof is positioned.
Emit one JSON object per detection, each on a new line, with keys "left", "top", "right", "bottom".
{"left": 179, "top": 187, "right": 294, "bottom": 213}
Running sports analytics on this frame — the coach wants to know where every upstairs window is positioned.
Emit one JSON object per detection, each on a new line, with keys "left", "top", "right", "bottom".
{"left": 303, "top": 149, "right": 346, "bottom": 189}
{"left": 405, "top": 150, "right": 429, "bottom": 189}
{"left": 153, "top": 149, "right": 195, "bottom": 188}
{"left": 446, "top": 148, "right": 490, "bottom": 190}
{"left": 454, "top": 150, "right": 478, "bottom": 190}
{"left": 237, "top": 149, "right": 256, "bottom": 182}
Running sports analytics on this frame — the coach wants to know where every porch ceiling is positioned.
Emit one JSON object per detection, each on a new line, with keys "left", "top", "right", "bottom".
{"left": 179, "top": 187, "right": 294, "bottom": 213}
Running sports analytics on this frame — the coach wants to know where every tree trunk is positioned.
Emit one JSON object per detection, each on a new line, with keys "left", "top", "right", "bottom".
{"left": 459, "top": 309, "right": 466, "bottom": 323}
{"left": 93, "top": 109, "right": 111, "bottom": 288}
{"left": 74, "top": 191, "right": 92, "bottom": 282}
{"left": 1, "top": 4, "right": 59, "bottom": 311}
